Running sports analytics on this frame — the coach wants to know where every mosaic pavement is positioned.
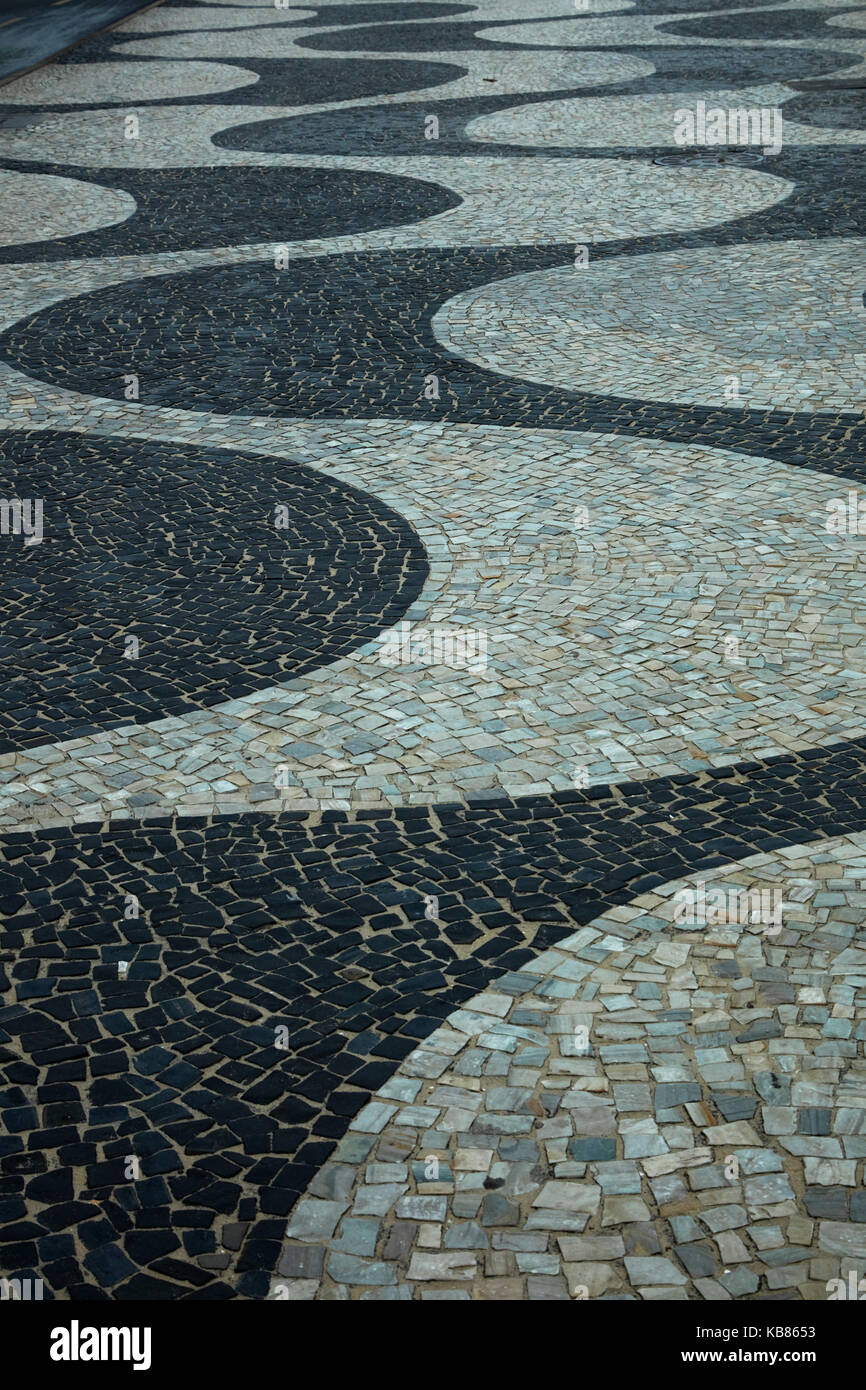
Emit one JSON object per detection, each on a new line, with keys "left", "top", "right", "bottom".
{"left": 0, "top": 0, "right": 865, "bottom": 1303}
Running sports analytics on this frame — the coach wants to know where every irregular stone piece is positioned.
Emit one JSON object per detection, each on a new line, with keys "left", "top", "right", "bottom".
{"left": 625, "top": 1256, "right": 687, "bottom": 1286}
{"left": 285, "top": 1200, "right": 346, "bottom": 1242}
{"left": 278, "top": 1245, "right": 326, "bottom": 1279}
{"left": 407, "top": 1252, "right": 476, "bottom": 1281}
{"left": 674, "top": 1243, "right": 717, "bottom": 1278}
{"left": 532, "top": 1182, "right": 600, "bottom": 1212}
{"left": 563, "top": 1262, "right": 618, "bottom": 1298}
{"left": 328, "top": 1254, "right": 398, "bottom": 1286}
{"left": 480, "top": 1192, "right": 521, "bottom": 1227}
{"left": 818, "top": 1223, "right": 866, "bottom": 1259}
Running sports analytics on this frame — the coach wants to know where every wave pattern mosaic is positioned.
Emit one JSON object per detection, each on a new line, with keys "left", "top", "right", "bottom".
{"left": 0, "top": 0, "right": 865, "bottom": 1304}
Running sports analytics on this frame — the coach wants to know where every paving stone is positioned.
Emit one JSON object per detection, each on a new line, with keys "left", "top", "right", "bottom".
{"left": 563, "top": 1262, "right": 619, "bottom": 1299}
{"left": 527, "top": 1275, "right": 570, "bottom": 1300}
{"left": 309, "top": 1165, "right": 357, "bottom": 1203}
{"left": 700, "top": 1205, "right": 748, "bottom": 1234}
{"left": 443, "top": 1222, "right": 488, "bottom": 1250}
{"left": 803, "top": 1159, "right": 857, "bottom": 1186}
{"left": 480, "top": 1192, "right": 521, "bottom": 1227}
{"left": 328, "top": 1254, "right": 397, "bottom": 1286}
{"left": 624, "top": 1256, "right": 687, "bottom": 1286}
{"left": 277, "top": 1245, "right": 325, "bottom": 1279}
{"left": 568, "top": 1137, "right": 616, "bottom": 1163}
{"left": 719, "top": 1267, "right": 760, "bottom": 1297}
{"left": 285, "top": 1200, "right": 346, "bottom": 1243}
{"left": 332, "top": 1218, "right": 380, "bottom": 1258}
{"left": 532, "top": 1182, "right": 600, "bottom": 1213}
{"left": 623, "top": 1222, "right": 661, "bottom": 1256}
{"left": 396, "top": 1197, "right": 447, "bottom": 1222}
{"left": 406, "top": 1252, "right": 476, "bottom": 1281}
{"left": 674, "top": 1242, "right": 717, "bottom": 1278}
{"left": 818, "top": 1223, "right": 866, "bottom": 1259}
{"left": 744, "top": 1173, "right": 797, "bottom": 1212}
{"left": 804, "top": 1188, "right": 850, "bottom": 1220}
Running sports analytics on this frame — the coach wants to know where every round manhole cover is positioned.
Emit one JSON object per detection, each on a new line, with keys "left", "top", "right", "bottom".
{"left": 652, "top": 150, "right": 767, "bottom": 167}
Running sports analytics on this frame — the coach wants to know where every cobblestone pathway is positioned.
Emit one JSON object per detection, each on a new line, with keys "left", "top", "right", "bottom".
{"left": 0, "top": 0, "right": 865, "bottom": 1303}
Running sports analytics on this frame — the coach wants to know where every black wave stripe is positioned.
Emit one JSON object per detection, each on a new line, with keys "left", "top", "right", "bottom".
{"left": 292, "top": 13, "right": 862, "bottom": 50}
{"left": 164, "top": 1, "right": 476, "bottom": 22}
{"left": 0, "top": 56, "right": 467, "bottom": 113}
{"left": 291, "top": 15, "right": 620, "bottom": 52}
{"left": 213, "top": 46, "right": 860, "bottom": 157}
{"left": 3, "top": 741, "right": 866, "bottom": 1297}
{"left": 626, "top": 0, "right": 801, "bottom": 9}
{"left": 302, "top": 2, "right": 475, "bottom": 22}
{"left": 157, "top": 0, "right": 806, "bottom": 14}
{"left": 0, "top": 163, "right": 460, "bottom": 263}
{"left": 775, "top": 87, "right": 866, "bottom": 131}
{"left": 0, "top": 430, "right": 428, "bottom": 752}
{"left": 4, "top": 148, "right": 864, "bottom": 471}
{"left": 658, "top": 7, "right": 866, "bottom": 40}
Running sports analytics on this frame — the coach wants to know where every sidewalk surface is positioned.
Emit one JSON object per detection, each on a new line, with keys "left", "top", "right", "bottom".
{"left": 0, "top": 0, "right": 865, "bottom": 1303}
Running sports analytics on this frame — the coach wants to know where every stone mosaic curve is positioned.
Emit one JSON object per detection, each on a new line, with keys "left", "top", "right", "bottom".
{"left": 0, "top": 171, "right": 137, "bottom": 249}
{"left": 4, "top": 750, "right": 866, "bottom": 1299}
{"left": 120, "top": 0, "right": 511, "bottom": 32}
{"left": 432, "top": 237, "right": 866, "bottom": 413}
{"left": 119, "top": 3, "right": 325, "bottom": 31}
{"left": 206, "top": 41, "right": 861, "bottom": 155}
{"left": 97, "top": 40, "right": 658, "bottom": 104}
{"left": 433, "top": 10, "right": 866, "bottom": 50}
{"left": 0, "top": 153, "right": 790, "bottom": 270}
{"left": 0, "top": 149, "right": 862, "bottom": 449}
{"left": 2, "top": 0, "right": 866, "bottom": 1303}
{"left": 291, "top": 15, "right": 665, "bottom": 54}
{"left": 0, "top": 72, "right": 860, "bottom": 173}
{"left": 0, "top": 61, "right": 265, "bottom": 107}
{"left": 781, "top": 87, "right": 866, "bottom": 129}
{"left": 464, "top": 84, "right": 866, "bottom": 147}
{"left": 657, "top": 6, "right": 866, "bottom": 40}
{"left": 274, "top": 833, "right": 866, "bottom": 1300}
{"left": 828, "top": 5, "right": 866, "bottom": 23}
{"left": 3, "top": 424, "right": 866, "bottom": 825}
{"left": 0, "top": 162, "right": 460, "bottom": 262}
{"left": 0, "top": 427, "right": 428, "bottom": 753}
{"left": 0, "top": 97, "right": 675, "bottom": 170}
{"left": 12, "top": 183, "right": 846, "bottom": 415}
{"left": 106, "top": 22, "right": 547, "bottom": 57}
{"left": 0, "top": 57, "right": 469, "bottom": 112}
{"left": 171, "top": 0, "right": 315, "bottom": 8}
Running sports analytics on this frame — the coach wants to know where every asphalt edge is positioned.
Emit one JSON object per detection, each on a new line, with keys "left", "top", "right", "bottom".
{"left": 0, "top": 0, "right": 166, "bottom": 92}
